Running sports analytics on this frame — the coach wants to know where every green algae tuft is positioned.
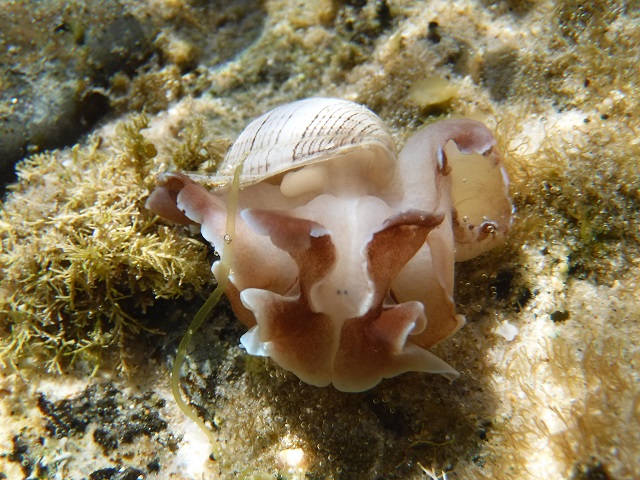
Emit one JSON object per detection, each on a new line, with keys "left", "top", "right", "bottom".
{"left": 0, "top": 115, "right": 212, "bottom": 373}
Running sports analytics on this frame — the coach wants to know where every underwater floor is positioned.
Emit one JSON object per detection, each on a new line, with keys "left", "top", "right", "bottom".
{"left": 0, "top": 0, "right": 638, "bottom": 478}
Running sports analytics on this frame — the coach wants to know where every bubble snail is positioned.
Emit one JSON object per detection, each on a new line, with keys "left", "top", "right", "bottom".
{"left": 146, "top": 98, "right": 512, "bottom": 449}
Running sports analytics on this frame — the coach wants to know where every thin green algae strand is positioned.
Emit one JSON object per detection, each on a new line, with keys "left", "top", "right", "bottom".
{"left": 170, "top": 163, "right": 243, "bottom": 460}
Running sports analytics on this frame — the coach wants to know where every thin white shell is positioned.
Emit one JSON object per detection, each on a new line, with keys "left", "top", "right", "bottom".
{"left": 216, "top": 98, "right": 397, "bottom": 185}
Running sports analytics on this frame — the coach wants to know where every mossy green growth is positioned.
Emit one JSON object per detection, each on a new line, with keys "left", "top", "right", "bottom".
{"left": 483, "top": 0, "right": 640, "bottom": 284}
{"left": 169, "top": 115, "right": 230, "bottom": 172}
{"left": 0, "top": 115, "right": 212, "bottom": 373}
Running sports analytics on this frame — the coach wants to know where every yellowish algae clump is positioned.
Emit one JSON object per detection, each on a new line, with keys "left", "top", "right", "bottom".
{"left": 408, "top": 75, "right": 459, "bottom": 110}
{"left": 0, "top": 116, "right": 212, "bottom": 372}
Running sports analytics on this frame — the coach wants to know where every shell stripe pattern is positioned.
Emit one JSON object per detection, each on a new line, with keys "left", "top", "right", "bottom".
{"left": 222, "top": 98, "right": 394, "bottom": 178}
